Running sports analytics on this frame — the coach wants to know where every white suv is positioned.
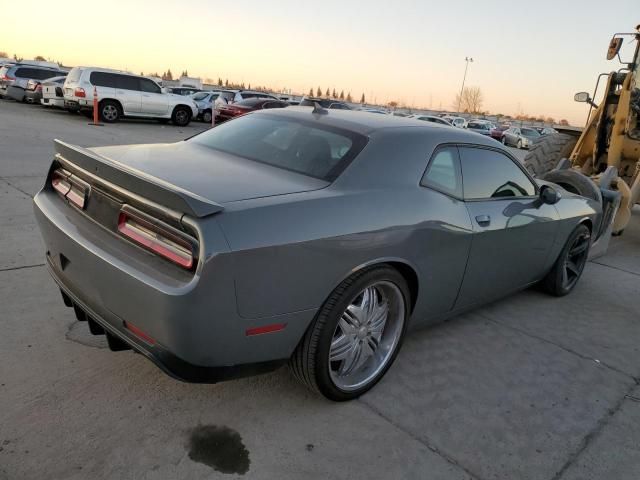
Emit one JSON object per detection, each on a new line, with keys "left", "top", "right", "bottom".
{"left": 63, "top": 67, "right": 198, "bottom": 126}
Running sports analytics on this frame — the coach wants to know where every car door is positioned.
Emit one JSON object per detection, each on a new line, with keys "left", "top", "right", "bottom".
{"left": 414, "top": 146, "right": 474, "bottom": 321}
{"left": 454, "top": 146, "right": 559, "bottom": 308}
{"left": 139, "top": 78, "right": 168, "bottom": 115}
{"left": 114, "top": 74, "right": 141, "bottom": 114}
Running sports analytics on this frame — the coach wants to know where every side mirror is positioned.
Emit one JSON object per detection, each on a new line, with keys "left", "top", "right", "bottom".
{"left": 574, "top": 92, "right": 590, "bottom": 103}
{"left": 540, "top": 184, "right": 561, "bottom": 205}
{"left": 606, "top": 37, "right": 623, "bottom": 60}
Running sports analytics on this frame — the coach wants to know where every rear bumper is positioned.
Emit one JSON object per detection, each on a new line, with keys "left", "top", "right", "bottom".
{"left": 41, "top": 97, "right": 64, "bottom": 107}
{"left": 25, "top": 90, "right": 42, "bottom": 103}
{"left": 49, "top": 260, "right": 286, "bottom": 382}
{"left": 33, "top": 187, "right": 311, "bottom": 382}
{"left": 47, "top": 256, "right": 287, "bottom": 383}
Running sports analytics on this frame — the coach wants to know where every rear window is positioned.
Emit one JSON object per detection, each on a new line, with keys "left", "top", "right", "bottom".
{"left": 191, "top": 114, "right": 367, "bottom": 181}
{"left": 66, "top": 67, "right": 82, "bottom": 82}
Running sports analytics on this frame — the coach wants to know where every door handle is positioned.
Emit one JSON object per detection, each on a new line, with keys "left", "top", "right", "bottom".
{"left": 475, "top": 215, "right": 491, "bottom": 226}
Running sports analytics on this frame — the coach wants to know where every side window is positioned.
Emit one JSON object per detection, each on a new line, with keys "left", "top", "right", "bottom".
{"left": 90, "top": 72, "right": 117, "bottom": 87}
{"left": 459, "top": 147, "right": 536, "bottom": 199}
{"left": 140, "top": 78, "right": 161, "bottom": 93}
{"left": 420, "top": 147, "right": 462, "bottom": 198}
{"left": 116, "top": 75, "right": 140, "bottom": 91}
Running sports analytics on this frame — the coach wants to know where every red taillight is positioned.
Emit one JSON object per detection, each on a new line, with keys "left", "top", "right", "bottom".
{"left": 117, "top": 209, "right": 196, "bottom": 269}
{"left": 124, "top": 321, "right": 156, "bottom": 345}
{"left": 74, "top": 87, "right": 86, "bottom": 98}
{"left": 51, "top": 168, "right": 89, "bottom": 209}
{"left": 51, "top": 169, "right": 71, "bottom": 196}
{"left": 2, "top": 74, "right": 15, "bottom": 81}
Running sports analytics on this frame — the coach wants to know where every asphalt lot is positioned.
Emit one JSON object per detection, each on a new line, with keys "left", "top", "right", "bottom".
{"left": 1, "top": 99, "right": 639, "bottom": 480}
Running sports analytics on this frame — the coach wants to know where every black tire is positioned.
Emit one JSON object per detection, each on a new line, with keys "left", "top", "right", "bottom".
{"left": 524, "top": 133, "right": 577, "bottom": 177}
{"left": 99, "top": 100, "right": 121, "bottom": 123}
{"left": 202, "top": 109, "right": 212, "bottom": 123}
{"left": 289, "top": 265, "right": 410, "bottom": 401}
{"left": 171, "top": 106, "right": 191, "bottom": 126}
{"left": 540, "top": 169, "right": 602, "bottom": 204}
{"left": 540, "top": 224, "right": 591, "bottom": 296}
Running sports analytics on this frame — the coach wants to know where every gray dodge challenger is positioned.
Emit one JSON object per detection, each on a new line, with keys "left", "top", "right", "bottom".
{"left": 34, "top": 107, "right": 601, "bottom": 401}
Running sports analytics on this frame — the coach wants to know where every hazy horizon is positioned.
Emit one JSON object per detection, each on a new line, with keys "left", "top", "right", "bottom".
{"left": 3, "top": 0, "right": 638, "bottom": 124}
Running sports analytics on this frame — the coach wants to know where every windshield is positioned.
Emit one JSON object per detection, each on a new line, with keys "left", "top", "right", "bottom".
{"left": 521, "top": 128, "right": 541, "bottom": 137}
{"left": 191, "top": 114, "right": 367, "bottom": 181}
{"left": 192, "top": 92, "right": 210, "bottom": 100}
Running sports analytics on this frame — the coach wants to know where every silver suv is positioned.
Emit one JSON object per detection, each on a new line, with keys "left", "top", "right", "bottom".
{"left": 63, "top": 67, "right": 198, "bottom": 126}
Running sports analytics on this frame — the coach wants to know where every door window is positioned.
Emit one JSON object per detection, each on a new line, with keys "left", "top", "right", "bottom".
{"left": 459, "top": 147, "right": 536, "bottom": 199}
{"left": 140, "top": 78, "right": 161, "bottom": 93}
{"left": 420, "top": 147, "right": 462, "bottom": 198}
{"left": 115, "top": 75, "right": 141, "bottom": 91}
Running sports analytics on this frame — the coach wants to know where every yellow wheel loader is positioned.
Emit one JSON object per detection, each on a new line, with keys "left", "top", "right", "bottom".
{"left": 524, "top": 25, "right": 640, "bottom": 255}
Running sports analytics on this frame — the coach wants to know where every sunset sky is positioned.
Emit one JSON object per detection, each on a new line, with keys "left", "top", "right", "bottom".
{"left": 2, "top": 0, "right": 638, "bottom": 124}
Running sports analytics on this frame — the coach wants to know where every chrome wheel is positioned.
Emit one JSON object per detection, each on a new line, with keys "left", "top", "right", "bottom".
{"left": 328, "top": 281, "right": 405, "bottom": 392}
{"left": 517, "top": 139, "right": 522, "bottom": 149}
{"left": 102, "top": 104, "right": 118, "bottom": 122}
{"left": 562, "top": 230, "right": 590, "bottom": 290}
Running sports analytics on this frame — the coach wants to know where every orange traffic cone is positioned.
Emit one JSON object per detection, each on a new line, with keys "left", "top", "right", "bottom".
{"left": 88, "top": 86, "right": 104, "bottom": 126}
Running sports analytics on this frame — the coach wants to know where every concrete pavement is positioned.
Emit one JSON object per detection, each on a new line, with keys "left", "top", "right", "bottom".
{"left": 1, "top": 99, "right": 638, "bottom": 480}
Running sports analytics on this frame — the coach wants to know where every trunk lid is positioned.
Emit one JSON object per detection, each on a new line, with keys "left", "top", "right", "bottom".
{"left": 58, "top": 140, "right": 328, "bottom": 216}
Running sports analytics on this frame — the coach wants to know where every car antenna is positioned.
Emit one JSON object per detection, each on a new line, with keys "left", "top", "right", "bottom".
{"left": 312, "top": 102, "right": 328, "bottom": 115}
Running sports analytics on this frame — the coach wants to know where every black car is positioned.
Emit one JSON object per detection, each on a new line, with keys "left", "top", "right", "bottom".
{"left": 299, "top": 97, "right": 352, "bottom": 109}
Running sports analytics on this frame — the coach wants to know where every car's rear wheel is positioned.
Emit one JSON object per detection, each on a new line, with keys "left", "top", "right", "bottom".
{"left": 202, "top": 109, "right": 212, "bottom": 123}
{"left": 290, "top": 266, "right": 409, "bottom": 401}
{"left": 540, "top": 224, "right": 591, "bottom": 296}
{"left": 100, "top": 100, "right": 120, "bottom": 123}
{"left": 172, "top": 106, "right": 191, "bottom": 126}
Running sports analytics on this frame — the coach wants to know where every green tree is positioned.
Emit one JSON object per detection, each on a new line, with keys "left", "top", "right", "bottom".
{"left": 339, "top": 90, "right": 344, "bottom": 100}
{"left": 309, "top": 88, "right": 314, "bottom": 96}
{"left": 360, "top": 93, "right": 365, "bottom": 104}
{"left": 225, "top": 79, "right": 229, "bottom": 87}
{"left": 332, "top": 88, "right": 337, "bottom": 98}
{"left": 218, "top": 77, "right": 223, "bottom": 86}
{"left": 34, "top": 55, "right": 46, "bottom": 61}
{"left": 317, "top": 86, "right": 322, "bottom": 97}
{"left": 346, "top": 92, "right": 352, "bottom": 102}
{"left": 325, "top": 88, "right": 330, "bottom": 97}
{"left": 166, "top": 69, "right": 173, "bottom": 81}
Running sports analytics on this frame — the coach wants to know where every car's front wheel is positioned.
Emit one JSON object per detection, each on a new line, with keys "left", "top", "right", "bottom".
{"left": 202, "top": 109, "right": 212, "bottom": 123}
{"left": 290, "top": 266, "right": 409, "bottom": 401}
{"left": 172, "top": 106, "right": 191, "bottom": 126}
{"left": 540, "top": 224, "right": 591, "bottom": 296}
{"left": 517, "top": 139, "right": 523, "bottom": 149}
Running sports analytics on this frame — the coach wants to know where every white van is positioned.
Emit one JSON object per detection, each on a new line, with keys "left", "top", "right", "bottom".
{"left": 63, "top": 67, "right": 198, "bottom": 126}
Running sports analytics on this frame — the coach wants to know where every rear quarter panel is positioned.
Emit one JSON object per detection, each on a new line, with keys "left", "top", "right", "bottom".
{"left": 216, "top": 129, "right": 474, "bottom": 326}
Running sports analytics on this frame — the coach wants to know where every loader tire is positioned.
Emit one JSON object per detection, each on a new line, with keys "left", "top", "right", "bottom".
{"left": 540, "top": 169, "right": 602, "bottom": 204}
{"left": 523, "top": 133, "right": 577, "bottom": 177}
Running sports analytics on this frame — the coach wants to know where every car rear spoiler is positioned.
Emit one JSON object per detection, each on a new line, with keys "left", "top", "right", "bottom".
{"left": 53, "top": 139, "right": 224, "bottom": 218}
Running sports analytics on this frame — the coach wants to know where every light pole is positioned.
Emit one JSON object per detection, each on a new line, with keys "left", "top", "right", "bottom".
{"left": 457, "top": 57, "right": 473, "bottom": 113}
